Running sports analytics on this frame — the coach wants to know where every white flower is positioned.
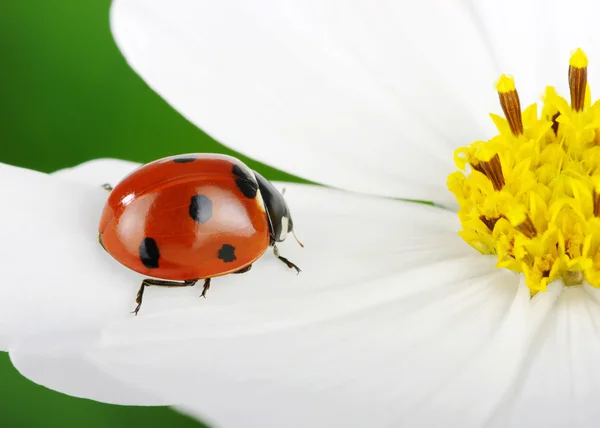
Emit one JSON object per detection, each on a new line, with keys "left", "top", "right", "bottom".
{"left": 3, "top": 1, "right": 600, "bottom": 427}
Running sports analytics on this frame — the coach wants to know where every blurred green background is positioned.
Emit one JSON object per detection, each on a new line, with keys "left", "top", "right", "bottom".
{"left": 0, "top": 0, "right": 298, "bottom": 426}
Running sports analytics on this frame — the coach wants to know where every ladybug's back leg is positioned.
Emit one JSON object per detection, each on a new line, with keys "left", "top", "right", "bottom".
{"left": 133, "top": 278, "right": 201, "bottom": 315}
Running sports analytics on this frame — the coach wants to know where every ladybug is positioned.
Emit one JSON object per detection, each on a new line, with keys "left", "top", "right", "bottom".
{"left": 98, "top": 153, "right": 302, "bottom": 315}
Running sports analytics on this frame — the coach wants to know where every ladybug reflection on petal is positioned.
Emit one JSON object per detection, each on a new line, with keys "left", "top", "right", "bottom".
{"left": 98, "top": 153, "right": 301, "bottom": 315}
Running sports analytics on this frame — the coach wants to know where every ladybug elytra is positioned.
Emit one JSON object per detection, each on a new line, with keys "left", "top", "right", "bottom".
{"left": 98, "top": 153, "right": 301, "bottom": 315}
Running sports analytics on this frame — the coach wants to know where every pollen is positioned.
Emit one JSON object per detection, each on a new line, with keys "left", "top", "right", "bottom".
{"left": 448, "top": 48, "right": 600, "bottom": 293}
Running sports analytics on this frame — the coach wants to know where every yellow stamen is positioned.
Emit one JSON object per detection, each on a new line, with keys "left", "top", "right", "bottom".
{"left": 563, "top": 270, "right": 584, "bottom": 286}
{"left": 515, "top": 215, "right": 537, "bottom": 239}
{"left": 594, "top": 190, "right": 600, "bottom": 217}
{"left": 471, "top": 154, "right": 505, "bottom": 191}
{"left": 570, "top": 48, "right": 588, "bottom": 68}
{"left": 480, "top": 215, "right": 501, "bottom": 232}
{"left": 551, "top": 112, "right": 560, "bottom": 134}
{"left": 569, "top": 48, "right": 588, "bottom": 112}
{"left": 448, "top": 48, "right": 600, "bottom": 291}
{"left": 496, "top": 74, "right": 524, "bottom": 136}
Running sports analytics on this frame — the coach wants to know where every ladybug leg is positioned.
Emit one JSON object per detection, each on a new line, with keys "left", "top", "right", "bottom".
{"left": 133, "top": 278, "right": 197, "bottom": 315}
{"left": 200, "top": 278, "right": 211, "bottom": 298}
{"left": 233, "top": 264, "right": 253, "bottom": 274}
{"left": 272, "top": 245, "right": 301, "bottom": 274}
{"left": 98, "top": 233, "right": 107, "bottom": 252}
{"left": 101, "top": 183, "right": 113, "bottom": 191}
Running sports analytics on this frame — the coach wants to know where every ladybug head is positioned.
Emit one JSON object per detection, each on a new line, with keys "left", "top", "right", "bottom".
{"left": 253, "top": 171, "right": 295, "bottom": 245}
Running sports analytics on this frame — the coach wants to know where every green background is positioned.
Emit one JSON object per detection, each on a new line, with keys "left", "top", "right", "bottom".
{"left": 0, "top": 0, "right": 298, "bottom": 426}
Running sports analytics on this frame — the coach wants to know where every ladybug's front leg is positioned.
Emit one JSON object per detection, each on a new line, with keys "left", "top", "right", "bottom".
{"left": 272, "top": 245, "right": 301, "bottom": 274}
{"left": 133, "top": 278, "right": 198, "bottom": 315}
{"left": 101, "top": 183, "right": 113, "bottom": 191}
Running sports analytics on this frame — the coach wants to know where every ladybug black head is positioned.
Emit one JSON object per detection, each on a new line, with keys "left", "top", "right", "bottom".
{"left": 253, "top": 171, "right": 294, "bottom": 245}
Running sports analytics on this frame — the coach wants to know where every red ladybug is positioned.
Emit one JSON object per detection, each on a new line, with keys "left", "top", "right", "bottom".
{"left": 98, "top": 153, "right": 301, "bottom": 315}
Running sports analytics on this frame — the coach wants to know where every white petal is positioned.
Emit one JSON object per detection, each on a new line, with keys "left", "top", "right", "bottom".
{"left": 110, "top": 0, "right": 502, "bottom": 206}
{"left": 52, "top": 158, "right": 142, "bottom": 186}
{"left": 394, "top": 280, "right": 563, "bottom": 428}
{"left": 70, "top": 185, "right": 515, "bottom": 427}
{"left": 88, "top": 255, "right": 518, "bottom": 428}
{"left": 0, "top": 163, "right": 138, "bottom": 350}
{"left": 487, "top": 284, "right": 600, "bottom": 428}
{"left": 3, "top": 159, "right": 486, "bottom": 414}
{"left": 9, "top": 331, "right": 167, "bottom": 405}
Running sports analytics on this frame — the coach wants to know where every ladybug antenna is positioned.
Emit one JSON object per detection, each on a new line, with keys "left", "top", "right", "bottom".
{"left": 292, "top": 229, "right": 304, "bottom": 248}
{"left": 278, "top": 186, "right": 302, "bottom": 247}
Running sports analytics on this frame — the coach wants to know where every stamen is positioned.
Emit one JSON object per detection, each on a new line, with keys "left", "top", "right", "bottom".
{"left": 569, "top": 48, "right": 588, "bottom": 112}
{"left": 562, "top": 270, "right": 584, "bottom": 286}
{"left": 551, "top": 112, "right": 560, "bottom": 135}
{"left": 471, "top": 154, "right": 505, "bottom": 191}
{"left": 496, "top": 74, "right": 524, "bottom": 136}
{"left": 479, "top": 215, "right": 500, "bottom": 232}
{"left": 594, "top": 188, "right": 600, "bottom": 217}
{"left": 515, "top": 215, "right": 537, "bottom": 239}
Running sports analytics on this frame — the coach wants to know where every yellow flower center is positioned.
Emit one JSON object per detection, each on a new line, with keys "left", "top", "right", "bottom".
{"left": 448, "top": 48, "right": 600, "bottom": 294}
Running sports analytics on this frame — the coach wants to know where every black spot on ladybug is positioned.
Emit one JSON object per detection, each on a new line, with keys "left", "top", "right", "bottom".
{"left": 139, "top": 237, "right": 160, "bottom": 269}
{"left": 218, "top": 244, "right": 237, "bottom": 263}
{"left": 232, "top": 164, "right": 258, "bottom": 199}
{"left": 173, "top": 157, "right": 197, "bottom": 163}
{"left": 189, "top": 194, "right": 213, "bottom": 224}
